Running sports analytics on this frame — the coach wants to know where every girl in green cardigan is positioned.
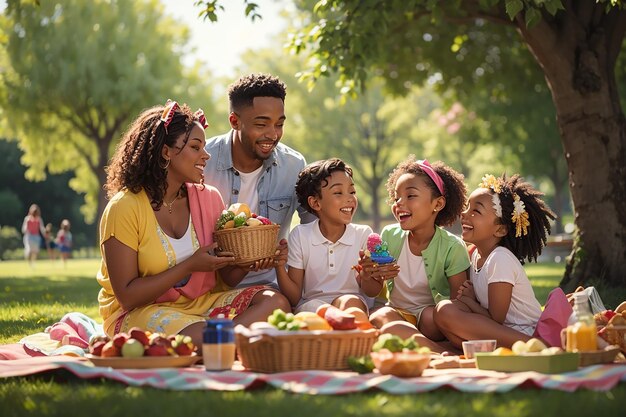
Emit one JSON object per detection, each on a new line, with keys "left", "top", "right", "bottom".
{"left": 359, "top": 156, "right": 469, "bottom": 352}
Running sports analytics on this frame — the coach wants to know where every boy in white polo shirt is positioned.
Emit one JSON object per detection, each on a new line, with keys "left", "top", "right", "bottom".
{"left": 276, "top": 158, "right": 373, "bottom": 314}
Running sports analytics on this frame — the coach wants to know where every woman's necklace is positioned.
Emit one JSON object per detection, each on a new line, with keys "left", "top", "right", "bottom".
{"left": 163, "top": 189, "right": 182, "bottom": 214}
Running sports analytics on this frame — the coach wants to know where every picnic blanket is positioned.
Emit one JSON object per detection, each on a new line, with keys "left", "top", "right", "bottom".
{"left": 1, "top": 355, "right": 625, "bottom": 394}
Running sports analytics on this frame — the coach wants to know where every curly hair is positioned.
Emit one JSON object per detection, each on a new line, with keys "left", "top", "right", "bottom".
{"left": 385, "top": 155, "right": 467, "bottom": 227}
{"left": 104, "top": 102, "right": 199, "bottom": 210}
{"left": 228, "top": 73, "right": 286, "bottom": 112}
{"left": 489, "top": 174, "right": 556, "bottom": 264}
{"left": 295, "top": 158, "right": 354, "bottom": 216}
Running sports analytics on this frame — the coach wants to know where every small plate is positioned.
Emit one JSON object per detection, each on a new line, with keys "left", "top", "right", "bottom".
{"left": 86, "top": 354, "right": 199, "bottom": 369}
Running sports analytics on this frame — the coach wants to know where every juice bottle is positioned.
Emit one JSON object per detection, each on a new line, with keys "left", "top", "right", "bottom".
{"left": 565, "top": 292, "right": 597, "bottom": 352}
{"left": 202, "top": 316, "right": 236, "bottom": 370}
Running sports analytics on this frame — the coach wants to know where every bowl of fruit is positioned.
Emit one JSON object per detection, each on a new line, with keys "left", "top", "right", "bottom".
{"left": 86, "top": 327, "right": 199, "bottom": 369}
{"left": 369, "top": 334, "right": 432, "bottom": 378}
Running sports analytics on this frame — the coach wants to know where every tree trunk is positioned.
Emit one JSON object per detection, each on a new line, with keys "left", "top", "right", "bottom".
{"left": 517, "top": 7, "right": 626, "bottom": 290}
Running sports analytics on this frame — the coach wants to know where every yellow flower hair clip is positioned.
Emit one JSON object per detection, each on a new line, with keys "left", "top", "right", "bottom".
{"left": 479, "top": 174, "right": 503, "bottom": 218}
{"left": 479, "top": 174, "right": 502, "bottom": 194}
{"left": 512, "top": 194, "right": 530, "bottom": 237}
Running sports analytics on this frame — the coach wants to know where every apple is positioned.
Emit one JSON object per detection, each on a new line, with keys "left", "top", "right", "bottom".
{"left": 121, "top": 338, "right": 145, "bottom": 358}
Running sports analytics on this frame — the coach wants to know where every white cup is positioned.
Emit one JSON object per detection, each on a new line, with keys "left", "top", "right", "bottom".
{"left": 462, "top": 339, "right": 497, "bottom": 359}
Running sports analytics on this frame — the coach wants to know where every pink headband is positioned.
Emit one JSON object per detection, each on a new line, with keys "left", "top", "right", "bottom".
{"left": 417, "top": 159, "right": 445, "bottom": 196}
{"left": 160, "top": 100, "right": 210, "bottom": 131}
{"left": 160, "top": 99, "right": 179, "bottom": 132}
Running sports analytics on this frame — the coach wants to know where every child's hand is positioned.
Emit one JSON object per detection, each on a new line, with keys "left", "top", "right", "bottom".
{"left": 273, "top": 239, "right": 288, "bottom": 269}
{"left": 356, "top": 250, "right": 400, "bottom": 284}
{"left": 457, "top": 280, "right": 475, "bottom": 300}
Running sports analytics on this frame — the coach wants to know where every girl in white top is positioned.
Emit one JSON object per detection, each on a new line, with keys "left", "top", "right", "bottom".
{"left": 435, "top": 174, "right": 555, "bottom": 349}
{"left": 276, "top": 158, "right": 373, "bottom": 314}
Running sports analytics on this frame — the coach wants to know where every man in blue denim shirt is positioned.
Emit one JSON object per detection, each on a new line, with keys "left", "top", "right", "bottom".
{"left": 204, "top": 73, "right": 315, "bottom": 289}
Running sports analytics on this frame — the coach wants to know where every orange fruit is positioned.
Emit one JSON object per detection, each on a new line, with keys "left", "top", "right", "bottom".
{"left": 492, "top": 347, "right": 514, "bottom": 356}
{"left": 316, "top": 303, "right": 332, "bottom": 319}
{"left": 228, "top": 203, "right": 251, "bottom": 219}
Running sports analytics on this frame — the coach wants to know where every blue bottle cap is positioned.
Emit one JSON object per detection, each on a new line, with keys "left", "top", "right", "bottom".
{"left": 203, "top": 317, "right": 235, "bottom": 344}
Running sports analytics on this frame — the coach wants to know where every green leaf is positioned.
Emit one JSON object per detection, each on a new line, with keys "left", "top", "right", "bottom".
{"left": 544, "top": 0, "right": 565, "bottom": 15}
{"left": 525, "top": 7, "right": 542, "bottom": 27}
{"left": 505, "top": 0, "right": 524, "bottom": 20}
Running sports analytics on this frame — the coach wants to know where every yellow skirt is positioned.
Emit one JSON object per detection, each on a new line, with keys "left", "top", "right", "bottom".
{"left": 106, "top": 285, "right": 267, "bottom": 337}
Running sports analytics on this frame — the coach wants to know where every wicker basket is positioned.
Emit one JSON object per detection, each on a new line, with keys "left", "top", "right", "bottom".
{"left": 578, "top": 346, "right": 620, "bottom": 367}
{"left": 236, "top": 329, "right": 378, "bottom": 372}
{"left": 214, "top": 224, "right": 280, "bottom": 266}
{"left": 599, "top": 325, "right": 626, "bottom": 354}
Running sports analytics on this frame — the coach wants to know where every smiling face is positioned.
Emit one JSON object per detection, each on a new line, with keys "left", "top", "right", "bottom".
{"left": 230, "top": 96, "right": 285, "bottom": 165}
{"left": 308, "top": 170, "right": 357, "bottom": 226}
{"left": 163, "top": 123, "right": 209, "bottom": 185}
{"left": 461, "top": 187, "right": 507, "bottom": 248}
{"left": 391, "top": 173, "right": 444, "bottom": 231}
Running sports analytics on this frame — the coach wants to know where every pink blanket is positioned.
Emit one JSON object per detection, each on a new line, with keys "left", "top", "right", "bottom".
{"left": 0, "top": 356, "right": 625, "bottom": 394}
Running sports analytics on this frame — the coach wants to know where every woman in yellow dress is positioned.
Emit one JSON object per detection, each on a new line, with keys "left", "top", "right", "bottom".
{"left": 97, "top": 100, "right": 290, "bottom": 348}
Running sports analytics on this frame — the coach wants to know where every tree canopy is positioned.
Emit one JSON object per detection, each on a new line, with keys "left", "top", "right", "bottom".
{"left": 1, "top": 0, "right": 218, "bottom": 222}
{"left": 197, "top": 0, "right": 626, "bottom": 289}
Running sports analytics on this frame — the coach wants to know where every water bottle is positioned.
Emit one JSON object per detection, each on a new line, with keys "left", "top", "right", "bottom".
{"left": 202, "top": 316, "right": 236, "bottom": 370}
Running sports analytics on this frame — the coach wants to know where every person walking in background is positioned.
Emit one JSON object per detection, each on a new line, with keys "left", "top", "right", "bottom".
{"left": 43, "top": 223, "right": 57, "bottom": 260}
{"left": 21, "top": 203, "right": 46, "bottom": 267}
{"left": 98, "top": 100, "right": 289, "bottom": 348}
{"left": 56, "top": 219, "right": 73, "bottom": 265}
{"left": 204, "top": 73, "right": 315, "bottom": 290}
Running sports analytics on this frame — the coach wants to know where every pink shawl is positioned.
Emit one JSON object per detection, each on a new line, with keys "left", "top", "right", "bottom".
{"left": 155, "top": 183, "right": 225, "bottom": 303}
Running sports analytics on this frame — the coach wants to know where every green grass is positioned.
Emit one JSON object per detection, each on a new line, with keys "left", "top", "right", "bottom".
{"left": 0, "top": 259, "right": 624, "bottom": 417}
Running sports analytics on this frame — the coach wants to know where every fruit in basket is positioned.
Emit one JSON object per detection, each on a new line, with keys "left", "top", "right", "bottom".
{"left": 255, "top": 215, "right": 272, "bottom": 225}
{"left": 228, "top": 203, "right": 251, "bottom": 218}
{"left": 267, "top": 308, "right": 302, "bottom": 331}
{"left": 245, "top": 217, "right": 263, "bottom": 227}
{"left": 294, "top": 311, "right": 332, "bottom": 331}
{"left": 233, "top": 212, "right": 247, "bottom": 227}
{"left": 344, "top": 306, "right": 374, "bottom": 330}
{"left": 324, "top": 306, "right": 357, "bottom": 330}
{"left": 216, "top": 210, "right": 236, "bottom": 230}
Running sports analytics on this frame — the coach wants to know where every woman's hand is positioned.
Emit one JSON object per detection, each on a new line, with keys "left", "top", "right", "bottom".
{"left": 188, "top": 243, "right": 236, "bottom": 272}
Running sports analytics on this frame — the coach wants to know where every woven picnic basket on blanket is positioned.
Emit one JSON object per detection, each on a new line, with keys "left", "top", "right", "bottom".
{"left": 236, "top": 328, "right": 378, "bottom": 372}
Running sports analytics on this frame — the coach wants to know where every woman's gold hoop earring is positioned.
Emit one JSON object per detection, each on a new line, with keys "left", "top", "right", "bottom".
{"left": 159, "top": 158, "right": 171, "bottom": 170}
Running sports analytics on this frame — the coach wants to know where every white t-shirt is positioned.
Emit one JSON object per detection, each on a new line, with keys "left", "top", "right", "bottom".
{"left": 388, "top": 237, "right": 433, "bottom": 314}
{"left": 287, "top": 220, "right": 373, "bottom": 312}
{"left": 470, "top": 246, "right": 542, "bottom": 335}
{"left": 163, "top": 217, "right": 194, "bottom": 287}
{"left": 237, "top": 165, "right": 263, "bottom": 213}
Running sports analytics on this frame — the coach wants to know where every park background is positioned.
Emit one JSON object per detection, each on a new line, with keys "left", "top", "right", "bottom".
{"left": 0, "top": 0, "right": 624, "bottom": 296}
{"left": 1, "top": 2, "right": 626, "bottom": 416}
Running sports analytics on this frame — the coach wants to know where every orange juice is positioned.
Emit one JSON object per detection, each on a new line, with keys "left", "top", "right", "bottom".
{"left": 565, "top": 322, "right": 597, "bottom": 352}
